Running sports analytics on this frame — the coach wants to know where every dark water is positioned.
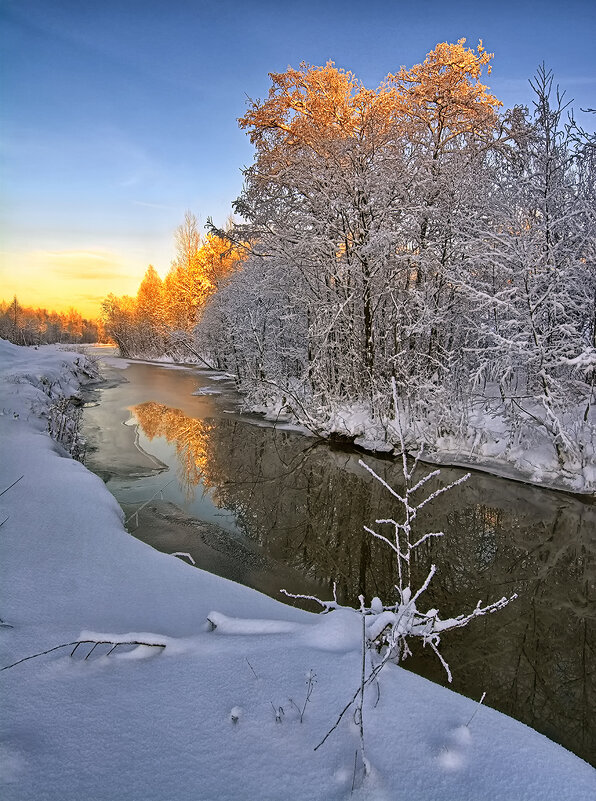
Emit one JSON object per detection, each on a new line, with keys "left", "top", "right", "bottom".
{"left": 81, "top": 356, "right": 596, "bottom": 765}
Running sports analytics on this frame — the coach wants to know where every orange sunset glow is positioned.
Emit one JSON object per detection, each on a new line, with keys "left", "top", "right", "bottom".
{"left": 0, "top": 249, "right": 148, "bottom": 319}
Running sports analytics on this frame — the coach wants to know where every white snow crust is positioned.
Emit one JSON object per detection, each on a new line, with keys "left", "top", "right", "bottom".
{"left": 1, "top": 340, "right": 594, "bottom": 800}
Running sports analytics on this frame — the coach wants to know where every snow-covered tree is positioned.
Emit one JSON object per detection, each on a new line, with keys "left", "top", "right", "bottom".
{"left": 458, "top": 67, "right": 596, "bottom": 473}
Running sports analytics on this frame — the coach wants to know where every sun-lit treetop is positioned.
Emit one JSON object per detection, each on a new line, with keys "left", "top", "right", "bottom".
{"left": 239, "top": 41, "right": 502, "bottom": 161}
{"left": 386, "top": 39, "right": 502, "bottom": 153}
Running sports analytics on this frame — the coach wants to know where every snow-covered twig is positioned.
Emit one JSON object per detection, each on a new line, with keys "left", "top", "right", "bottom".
{"left": 171, "top": 551, "right": 196, "bottom": 565}
{"left": 0, "top": 475, "right": 23, "bottom": 498}
{"left": 288, "top": 670, "right": 316, "bottom": 723}
{"left": 466, "top": 691, "right": 487, "bottom": 727}
{"left": 1, "top": 638, "right": 166, "bottom": 671}
{"left": 280, "top": 584, "right": 339, "bottom": 612}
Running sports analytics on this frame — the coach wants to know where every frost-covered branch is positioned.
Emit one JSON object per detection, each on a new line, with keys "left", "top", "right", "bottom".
{"left": 1, "top": 638, "right": 167, "bottom": 671}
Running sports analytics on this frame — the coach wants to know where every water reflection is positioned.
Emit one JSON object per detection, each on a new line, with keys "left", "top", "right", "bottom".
{"left": 119, "top": 394, "right": 595, "bottom": 764}
{"left": 132, "top": 402, "right": 212, "bottom": 498}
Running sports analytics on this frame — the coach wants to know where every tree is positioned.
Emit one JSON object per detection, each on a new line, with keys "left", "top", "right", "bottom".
{"left": 10, "top": 296, "right": 22, "bottom": 343}
{"left": 381, "top": 39, "right": 502, "bottom": 393}
{"left": 386, "top": 39, "right": 501, "bottom": 160}
{"left": 165, "top": 211, "right": 211, "bottom": 332}
{"left": 235, "top": 61, "right": 410, "bottom": 406}
{"left": 135, "top": 265, "right": 167, "bottom": 357}
{"left": 100, "top": 212, "right": 243, "bottom": 361}
{"left": 101, "top": 294, "right": 138, "bottom": 357}
{"left": 210, "top": 43, "right": 502, "bottom": 421}
{"left": 462, "top": 66, "right": 596, "bottom": 469}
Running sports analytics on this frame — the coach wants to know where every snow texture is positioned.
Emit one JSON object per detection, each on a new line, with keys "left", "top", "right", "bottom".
{"left": 1, "top": 340, "right": 594, "bottom": 800}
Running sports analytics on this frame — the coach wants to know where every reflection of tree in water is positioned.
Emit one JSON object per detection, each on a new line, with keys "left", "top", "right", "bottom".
{"left": 408, "top": 501, "right": 595, "bottom": 765}
{"left": 130, "top": 402, "right": 594, "bottom": 762}
{"left": 197, "top": 421, "right": 596, "bottom": 764}
{"left": 132, "top": 402, "right": 213, "bottom": 498}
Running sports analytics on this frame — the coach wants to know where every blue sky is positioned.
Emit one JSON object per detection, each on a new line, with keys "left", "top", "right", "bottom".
{"left": 1, "top": 0, "right": 594, "bottom": 316}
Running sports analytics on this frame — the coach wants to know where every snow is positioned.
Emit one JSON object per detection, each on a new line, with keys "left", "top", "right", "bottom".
{"left": 191, "top": 387, "right": 222, "bottom": 395}
{"left": 1, "top": 340, "right": 594, "bottom": 800}
{"left": 316, "top": 400, "right": 596, "bottom": 496}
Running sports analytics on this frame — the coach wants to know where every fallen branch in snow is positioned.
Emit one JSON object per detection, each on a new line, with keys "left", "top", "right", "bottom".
{"left": 281, "top": 581, "right": 340, "bottom": 613}
{"left": 167, "top": 332, "right": 218, "bottom": 370}
{"left": 171, "top": 551, "right": 196, "bottom": 565}
{"left": 206, "top": 611, "right": 299, "bottom": 635}
{"left": 0, "top": 476, "right": 25, "bottom": 534}
{"left": 0, "top": 475, "right": 23, "bottom": 498}
{"left": 1, "top": 639, "right": 166, "bottom": 671}
{"left": 245, "top": 657, "right": 259, "bottom": 679}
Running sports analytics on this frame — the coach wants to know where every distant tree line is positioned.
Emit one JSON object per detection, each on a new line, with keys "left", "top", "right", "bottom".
{"left": 0, "top": 296, "right": 106, "bottom": 346}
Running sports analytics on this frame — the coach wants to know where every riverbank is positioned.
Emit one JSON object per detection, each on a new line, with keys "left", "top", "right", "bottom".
{"left": 266, "top": 393, "right": 596, "bottom": 498}
{"left": 1, "top": 340, "right": 594, "bottom": 800}
{"left": 99, "top": 347, "right": 596, "bottom": 497}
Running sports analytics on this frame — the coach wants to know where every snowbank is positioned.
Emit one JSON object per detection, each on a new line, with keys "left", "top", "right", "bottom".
{"left": 318, "top": 399, "right": 596, "bottom": 496}
{"left": 1, "top": 340, "right": 594, "bottom": 800}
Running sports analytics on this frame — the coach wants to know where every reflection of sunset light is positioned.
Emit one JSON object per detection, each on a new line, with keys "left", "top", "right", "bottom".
{"left": 132, "top": 401, "right": 213, "bottom": 498}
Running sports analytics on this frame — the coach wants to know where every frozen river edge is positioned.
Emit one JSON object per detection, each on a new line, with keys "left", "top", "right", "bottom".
{"left": 1, "top": 341, "right": 594, "bottom": 801}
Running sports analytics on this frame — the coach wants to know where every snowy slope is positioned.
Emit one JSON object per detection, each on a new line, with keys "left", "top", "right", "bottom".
{"left": 1, "top": 340, "right": 594, "bottom": 800}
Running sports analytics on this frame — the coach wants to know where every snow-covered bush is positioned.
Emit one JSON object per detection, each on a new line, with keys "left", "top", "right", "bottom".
{"left": 47, "top": 397, "right": 85, "bottom": 461}
{"left": 285, "top": 383, "right": 517, "bottom": 784}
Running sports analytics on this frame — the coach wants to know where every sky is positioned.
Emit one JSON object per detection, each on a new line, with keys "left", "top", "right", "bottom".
{"left": 1, "top": 0, "right": 595, "bottom": 318}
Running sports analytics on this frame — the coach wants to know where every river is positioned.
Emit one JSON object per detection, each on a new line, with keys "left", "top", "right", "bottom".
{"left": 80, "top": 352, "right": 595, "bottom": 765}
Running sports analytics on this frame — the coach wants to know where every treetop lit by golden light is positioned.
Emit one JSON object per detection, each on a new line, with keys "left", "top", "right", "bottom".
{"left": 239, "top": 40, "right": 501, "bottom": 158}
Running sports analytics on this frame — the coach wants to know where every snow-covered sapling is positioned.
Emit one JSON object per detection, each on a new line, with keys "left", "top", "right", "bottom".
{"left": 287, "top": 381, "right": 517, "bottom": 781}
{"left": 288, "top": 670, "right": 316, "bottom": 723}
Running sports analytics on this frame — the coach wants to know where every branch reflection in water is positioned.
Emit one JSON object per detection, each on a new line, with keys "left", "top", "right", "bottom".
{"left": 132, "top": 401, "right": 213, "bottom": 500}
{"left": 128, "top": 399, "right": 594, "bottom": 764}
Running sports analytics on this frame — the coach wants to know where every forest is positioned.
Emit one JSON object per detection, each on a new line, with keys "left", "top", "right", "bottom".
{"left": 101, "top": 40, "right": 596, "bottom": 486}
{"left": 0, "top": 296, "right": 106, "bottom": 346}
{"left": 101, "top": 226, "right": 244, "bottom": 362}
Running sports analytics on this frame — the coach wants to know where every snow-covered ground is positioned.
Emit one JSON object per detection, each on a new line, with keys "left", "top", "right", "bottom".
{"left": 1, "top": 340, "right": 594, "bottom": 800}
{"left": 320, "top": 397, "right": 596, "bottom": 496}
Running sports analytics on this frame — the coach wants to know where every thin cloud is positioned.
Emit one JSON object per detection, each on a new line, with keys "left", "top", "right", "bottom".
{"left": 44, "top": 250, "right": 113, "bottom": 261}
{"left": 28, "top": 249, "right": 130, "bottom": 281}
{"left": 72, "top": 292, "right": 111, "bottom": 304}
{"left": 133, "top": 200, "right": 174, "bottom": 210}
{"left": 52, "top": 268, "right": 128, "bottom": 281}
